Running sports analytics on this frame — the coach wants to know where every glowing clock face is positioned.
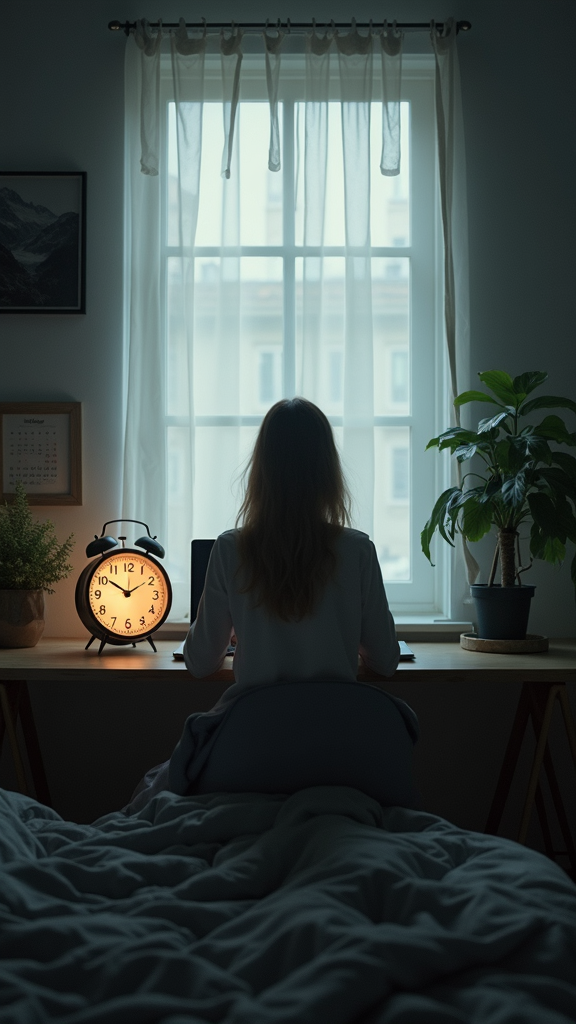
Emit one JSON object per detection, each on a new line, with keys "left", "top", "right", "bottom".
{"left": 88, "top": 551, "right": 170, "bottom": 638}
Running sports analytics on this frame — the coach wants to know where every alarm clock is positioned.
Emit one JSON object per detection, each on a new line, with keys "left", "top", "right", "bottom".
{"left": 75, "top": 520, "right": 172, "bottom": 654}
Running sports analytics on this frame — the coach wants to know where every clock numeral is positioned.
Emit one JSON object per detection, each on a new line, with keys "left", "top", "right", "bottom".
{"left": 148, "top": 576, "right": 155, "bottom": 585}
{"left": 97, "top": 575, "right": 108, "bottom": 586}
{"left": 111, "top": 617, "right": 117, "bottom": 626}
{"left": 94, "top": 589, "right": 101, "bottom": 600}
{"left": 139, "top": 616, "right": 145, "bottom": 626}
{"left": 153, "top": 590, "right": 159, "bottom": 600}
{"left": 99, "top": 605, "right": 106, "bottom": 615}
{"left": 140, "top": 565, "right": 144, "bottom": 575}
{"left": 127, "top": 562, "right": 134, "bottom": 572}
{"left": 110, "top": 564, "right": 118, "bottom": 574}
{"left": 125, "top": 618, "right": 131, "bottom": 630}
{"left": 148, "top": 605, "right": 155, "bottom": 615}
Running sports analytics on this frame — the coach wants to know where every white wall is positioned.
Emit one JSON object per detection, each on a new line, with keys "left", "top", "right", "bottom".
{"left": 1, "top": 1, "right": 575, "bottom": 835}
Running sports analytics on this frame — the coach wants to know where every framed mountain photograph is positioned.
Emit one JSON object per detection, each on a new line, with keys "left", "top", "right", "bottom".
{"left": 0, "top": 172, "right": 86, "bottom": 313}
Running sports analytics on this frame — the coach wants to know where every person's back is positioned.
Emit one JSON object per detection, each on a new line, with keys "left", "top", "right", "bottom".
{"left": 183, "top": 397, "right": 400, "bottom": 689}
{"left": 184, "top": 525, "right": 400, "bottom": 686}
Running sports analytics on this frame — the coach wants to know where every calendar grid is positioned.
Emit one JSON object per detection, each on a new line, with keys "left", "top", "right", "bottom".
{"left": 0, "top": 403, "right": 82, "bottom": 505}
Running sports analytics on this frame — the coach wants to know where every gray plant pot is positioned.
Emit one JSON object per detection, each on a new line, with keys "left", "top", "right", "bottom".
{"left": 470, "top": 584, "right": 535, "bottom": 641}
{"left": 0, "top": 590, "right": 45, "bottom": 648}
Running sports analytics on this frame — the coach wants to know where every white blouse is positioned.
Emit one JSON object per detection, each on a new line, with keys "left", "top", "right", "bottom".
{"left": 183, "top": 527, "right": 400, "bottom": 688}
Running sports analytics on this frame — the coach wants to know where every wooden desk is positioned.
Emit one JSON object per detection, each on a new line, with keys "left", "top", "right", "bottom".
{"left": 1, "top": 639, "right": 575, "bottom": 870}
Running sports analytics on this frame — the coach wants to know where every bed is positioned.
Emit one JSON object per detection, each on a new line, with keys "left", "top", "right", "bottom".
{"left": 1, "top": 782, "right": 576, "bottom": 1024}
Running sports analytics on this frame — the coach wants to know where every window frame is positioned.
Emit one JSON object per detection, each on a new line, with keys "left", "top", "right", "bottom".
{"left": 159, "top": 55, "right": 450, "bottom": 620}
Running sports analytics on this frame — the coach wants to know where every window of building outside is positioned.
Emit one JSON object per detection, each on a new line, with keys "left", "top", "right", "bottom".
{"left": 163, "top": 59, "right": 448, "bottom": 619}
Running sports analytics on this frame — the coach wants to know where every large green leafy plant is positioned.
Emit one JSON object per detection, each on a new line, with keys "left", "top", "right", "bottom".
{"left": 421, "top": 371, "right": 576, "bottom": 591}
{"left": 0, "top": 481, "right": 74, "bottom": 592}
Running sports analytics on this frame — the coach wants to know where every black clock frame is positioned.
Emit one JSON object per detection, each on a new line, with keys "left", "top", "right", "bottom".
{"left": 76, "top": 545, "right": 173, "bottom": 655}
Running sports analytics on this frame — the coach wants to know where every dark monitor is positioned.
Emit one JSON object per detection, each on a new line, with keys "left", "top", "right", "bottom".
{"left": 190, "top": 539, "right": 215, "bottom": 623}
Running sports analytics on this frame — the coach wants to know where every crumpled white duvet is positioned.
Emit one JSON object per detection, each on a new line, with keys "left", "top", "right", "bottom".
{"left": 1, "top": 784, "right": 575, "bottom": 1024}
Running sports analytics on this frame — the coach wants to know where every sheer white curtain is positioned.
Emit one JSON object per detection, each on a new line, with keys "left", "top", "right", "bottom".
{"left": 123, "top": 19, "right": 468, "bottom": 617}
{"left": 431, "top": 18, "right": 477, "bottom": 587}
{"left": 123, "top": 20, "right": 406, "bottom": 616}
{"left": 300, "top": 24, "right": 396, "bottom": 536}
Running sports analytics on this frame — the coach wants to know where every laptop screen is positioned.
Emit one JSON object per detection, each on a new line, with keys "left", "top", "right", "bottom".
{"left": 190, "top": 539, "right": 215, "bottom": 622}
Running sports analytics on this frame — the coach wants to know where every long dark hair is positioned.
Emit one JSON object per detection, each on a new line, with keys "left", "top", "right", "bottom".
{"left": 235, "top": 398, "right": 352, "bottom": 621}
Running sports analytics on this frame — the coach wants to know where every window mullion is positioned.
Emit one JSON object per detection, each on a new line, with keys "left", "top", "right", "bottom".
{"left": 282, "top": 101, "right": 296, "bottom": 398}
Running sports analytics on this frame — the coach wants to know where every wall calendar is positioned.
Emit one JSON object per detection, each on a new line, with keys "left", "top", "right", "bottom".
{"left": 0, "top": 402, "right": 82, "bottom": 505}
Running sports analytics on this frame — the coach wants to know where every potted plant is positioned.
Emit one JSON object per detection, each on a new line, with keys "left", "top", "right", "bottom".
{"left": 421, "top": 370, "right": 576, "bottom": 640}
{"left": 0, "top": 481, "right": 74, "bottom": 648}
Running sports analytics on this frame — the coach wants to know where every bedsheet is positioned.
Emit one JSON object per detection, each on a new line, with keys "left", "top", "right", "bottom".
{"left": 1, "top": 784, "right": 575, "bottom": 1024}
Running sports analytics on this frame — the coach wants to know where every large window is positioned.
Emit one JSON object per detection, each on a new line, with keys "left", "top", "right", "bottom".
{"left": 160, "top": 58, "right": 447, "bottom": 619}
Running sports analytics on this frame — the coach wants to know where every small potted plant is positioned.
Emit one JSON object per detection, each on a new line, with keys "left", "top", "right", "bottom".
{"left": 0, "top": 481, "right": 74, "bottom": 647}
{"left": 421, "top": 370, "right": 576, "bottom": 640}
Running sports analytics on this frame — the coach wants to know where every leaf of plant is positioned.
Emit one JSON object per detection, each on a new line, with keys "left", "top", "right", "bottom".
{"left": 501, "top": 470, "right": 529, "bottom": 508}
{"left": 454, "top": 444, "right": 477, "bottom": 462}
{"left": 494, "top": 439, "right": 512, "bottom": 473}
{"left": 513, "top": 371, "right": 547, "bottom": 396}
{"left": 520, "top": 395, "right": 576, "bottom": 417}
{"left": 527, "top": 491, "right": 557, "bottom": 538}
{"left": 426, "top": 427, "right": 479, "bottom": 452}
{"left": 479, "top": 476, "right": 504, "bottom": 502}
{"left": 554, "top": 495, "right": 576, "bottom": 544}
{"left": 536, "top": 467, "right": 576, "bottom": 499}
{"left": 421, "top": 487, "right": 461, "bottom": 562}
{"left": 533, "top": 415, "right": 576, "bottom": 446}
{"left": 477, "top": 411, "right": 510, "bottom": 434}
{"left": 462, "top": 498, "right": 493, "bottom": 542}
{"left": 543, "top": 536, "right": 566, "bottom": 566}
{"left": 551, "top": 451, "right": 576, "bottom": 483}
{"left": 453, "top": 389, "right": 503, "bottom": 408}
{"left": 446, "top": 488, "right": 470, "bottom": 513}
{"left": 477, "top": 371, "right": 517, "bottom": 406}
{"left": 529, "top": 522, "right": 546, "bottom": 559}
{"left": 508, "top": 433, "right": 552, "bottom": 466}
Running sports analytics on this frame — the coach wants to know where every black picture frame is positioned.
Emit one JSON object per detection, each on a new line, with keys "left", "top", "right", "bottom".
{"left": 0, "top": 171, "right": 86, "bottom": 313}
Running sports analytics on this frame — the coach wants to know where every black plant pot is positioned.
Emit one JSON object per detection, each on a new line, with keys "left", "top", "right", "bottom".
{"left": 470, "top": 584, "right": 536, "bottom": 641}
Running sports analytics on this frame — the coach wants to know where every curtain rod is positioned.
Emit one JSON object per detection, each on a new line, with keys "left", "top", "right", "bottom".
{"left": 108, "top": 19, "right": 471, "bottom": 36}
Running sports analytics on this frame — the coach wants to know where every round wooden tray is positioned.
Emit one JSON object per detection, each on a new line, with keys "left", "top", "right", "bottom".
{"left": 460, "top": 632, "right": 549, "bottom": 654}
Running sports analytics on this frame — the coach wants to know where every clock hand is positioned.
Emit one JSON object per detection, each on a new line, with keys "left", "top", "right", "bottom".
{"left": 125, "top": 582, "right": 147, "bottom": 594}
{"left": 108, "top": 580, "right": 131, "bottom": 597}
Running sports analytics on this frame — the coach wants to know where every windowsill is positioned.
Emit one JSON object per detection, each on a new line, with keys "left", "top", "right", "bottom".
{"left": 393, "top": 618, "right": 474, "bottom": 642}
{"left": 157, "top": 619, "right": 474, "bottom": 644}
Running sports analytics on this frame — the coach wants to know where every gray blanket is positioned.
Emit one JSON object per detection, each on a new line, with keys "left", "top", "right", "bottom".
{"left": 1, "top": 784, "right": 576, "bottom": 1023}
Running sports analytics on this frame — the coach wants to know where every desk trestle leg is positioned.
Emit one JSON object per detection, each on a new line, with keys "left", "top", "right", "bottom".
{"left": 0, "top": 681, "right": 52, "bottom": 806}
{"left": 485, "top": 680, "right": 576, "bottom": 877}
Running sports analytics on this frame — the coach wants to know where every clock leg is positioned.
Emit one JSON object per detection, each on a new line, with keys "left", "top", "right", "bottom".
{"left": 147, "top": 636, "right": 157, "bottom": 652}
{"left": 85, "top": 635, "right": 96, "bottom": 650}
{"left": 98, "top": 638, "right": 107, "bottom": 655}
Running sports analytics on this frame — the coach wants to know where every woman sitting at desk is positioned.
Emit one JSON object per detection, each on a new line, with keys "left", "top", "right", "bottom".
{"left": 184, "top": 396, "right": 401, "bottom": 688}
{"left": 129, "top": 399, "right": 420, "bottom": 810}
